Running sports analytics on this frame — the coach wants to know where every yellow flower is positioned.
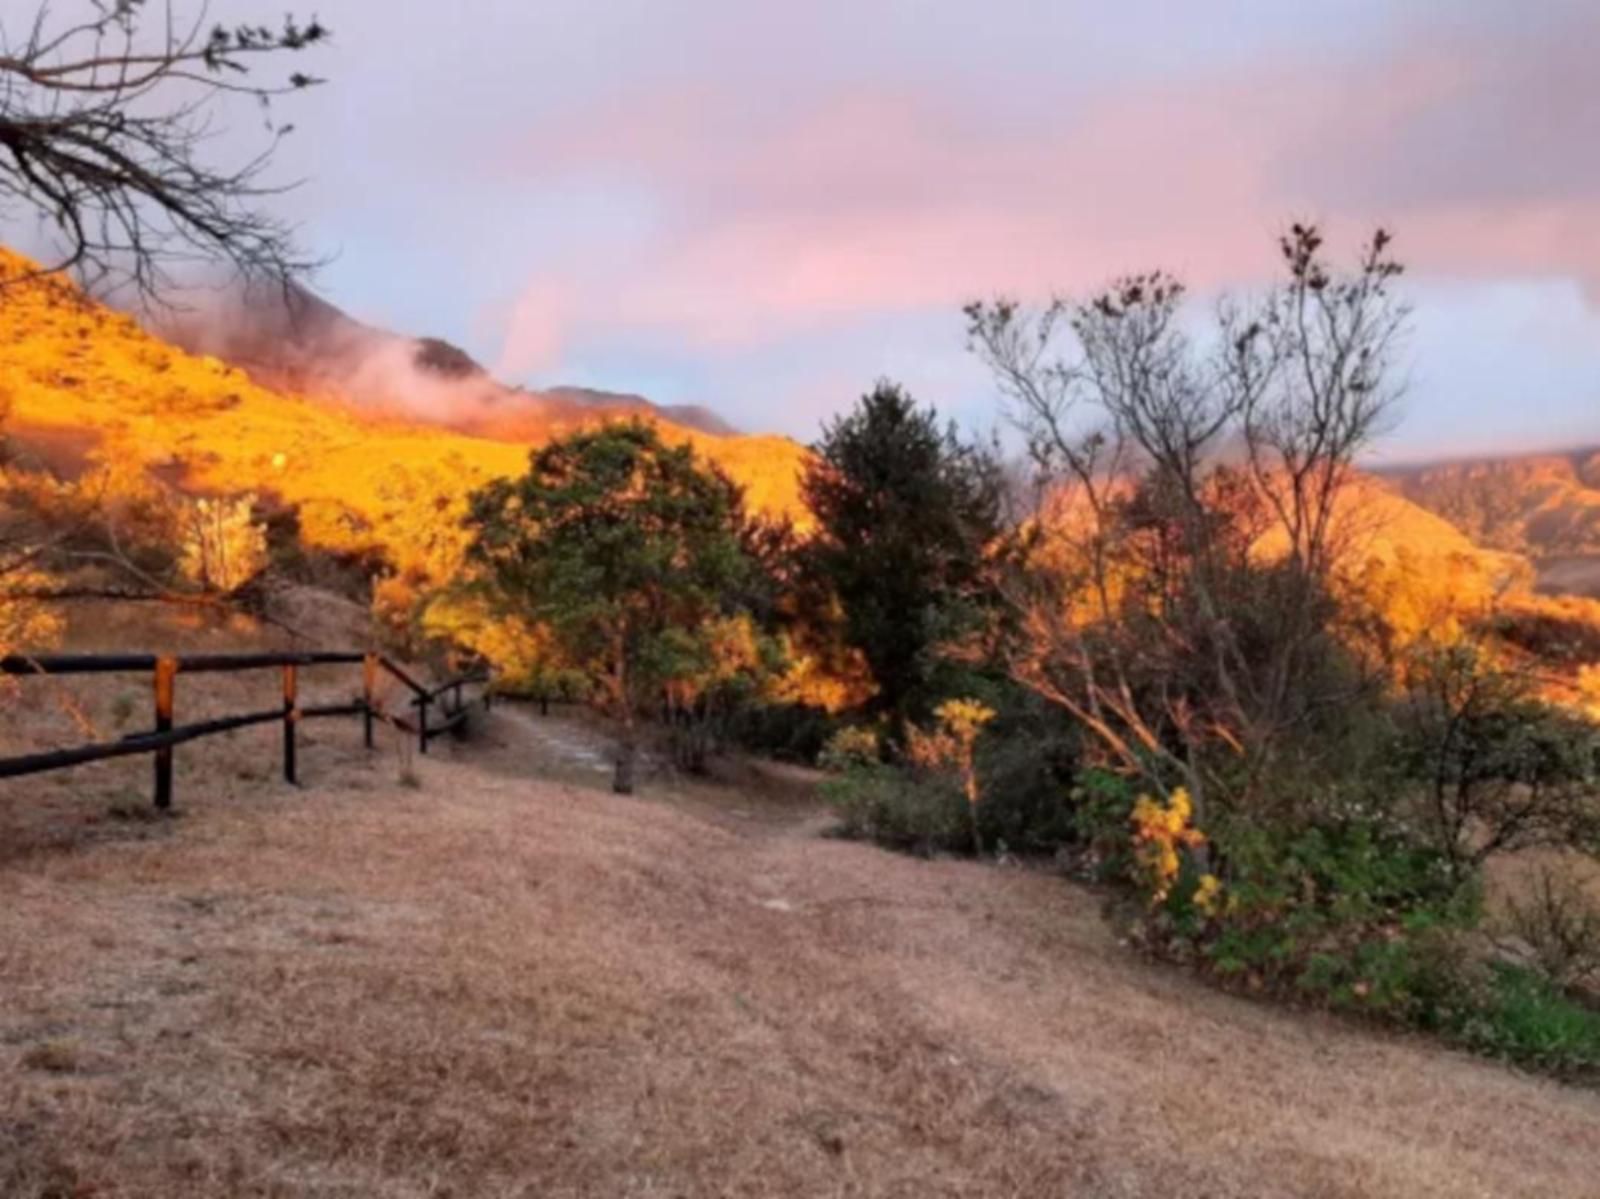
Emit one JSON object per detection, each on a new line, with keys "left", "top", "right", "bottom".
{"left": 1194, "top": 873, "right": 1223, "bottom": 916}
{"left": 1129, "top": 788, "right": 1207, "bottom": 904}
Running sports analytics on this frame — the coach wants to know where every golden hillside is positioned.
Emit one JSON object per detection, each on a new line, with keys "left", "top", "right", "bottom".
{"left": 0, "top": 249, "right": 810, "bottom": 590}
{"left": 1383, "top": 450, "right": 1600, "bottom": 598}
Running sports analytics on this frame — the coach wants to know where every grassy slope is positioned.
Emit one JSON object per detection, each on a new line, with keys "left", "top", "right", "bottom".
{"left": 0, "top": 250, "right": 810, "bottom": 569}
{"left": 5, "top": 703, "right": 1600, "bottom": 1197}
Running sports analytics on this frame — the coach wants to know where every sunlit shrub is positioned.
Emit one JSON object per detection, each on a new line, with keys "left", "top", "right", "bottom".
{"left": 906, "top": 698, "right": 995, "bottom": 849}
{"left": 818, "top": 724, "right": 880, "bottom": 773}
{"left": 177, "top": 494, "right": 269, "bottom": 594}
{"left": 1129, "top": 788, "right": 1207, "bottom": 906}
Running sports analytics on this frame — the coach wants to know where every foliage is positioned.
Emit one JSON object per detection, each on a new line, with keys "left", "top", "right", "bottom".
{"left": 906, "top": 698, "right": 995, "bottom": 851}
{"left": 968, "top": 686, "right": 1079, "bottom": 854}
{"left": 177, "top": 494, "right": 269, "bottom": 594}
{"left": 0, "top": 454, "right": 64, "bottom": 695}
{"left": 1102, "top": 775, "right": 1600, "bottom": 1076}
{"left": 659, "top": 613, "right": 784, "bottom": 773}
{"left": 818, "top": 724, "right": 882, "bottom": 773}
{"left": 1129, "top": 789, "right": 1208, "bottom": 906}
{"left": 1494, "top": 864, "right": 1600, "bottom": 992}
{"left": 465, "top": 421, "right": 773, "bottom": 791}
{"left": 1393, "top": 641, "right": 1600, "bottom": 876}
{"left": 421, "top": 589, "right": 583, "bottom": 701}
{"left": 969, "top": 226, "right": 1407, "bottom": 823}
{"left": 1448, "top": 963, "right": 1600, "bottom": 1077}
{"left": 822, "top": 760, "right": 970, "bottom": 855}
{"left": 824, "top": 687, "right": 1088, "bottom": 857}
{"left": 802, "top": 381, "right": 1004, "bottom": 733}
{"left": 729, "top": 700, "right": 843, "bottom": 764}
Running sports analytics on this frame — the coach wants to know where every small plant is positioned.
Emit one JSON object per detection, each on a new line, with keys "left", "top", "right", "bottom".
{"left": 1495, "top": 864, "right": 1600, "bottom": 992}
{"left": 823, "top": 761, "right": 968, "bottom": 854}
{"left": 1128, "top": 787, "right": 1207, "bottom": 906}
{"left": 1450, "top": 963, "right": 1600, "bottom": 1076}
{"left": 108, "top": 691, "right": 137, "bottom": 729}
{"left": 906, "top": 698, "right": 995, "bottom": 852}
{"left": 818, "top": 724, "right": 880, "bottom": 773}
{"left": 178, "top": 493, "right": 270, "bottom": 594}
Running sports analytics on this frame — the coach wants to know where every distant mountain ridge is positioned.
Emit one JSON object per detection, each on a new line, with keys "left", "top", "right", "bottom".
{"left": 1376, "top": 446, "right": 1600, "bottom": 597}
{"left": 153, "top": 280, "right": 743, "bottom": 440}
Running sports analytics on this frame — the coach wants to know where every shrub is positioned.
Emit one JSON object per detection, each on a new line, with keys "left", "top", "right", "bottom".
{"left": 730, "top": 702, "right": 842, "bottom": 764}
{"left": 1393, "top": 643, "right": 1600, "bottom": 876}
{"left": 1495, "top": 864, "right": 1600, "bottom": 992}
{"left": 906, "top": 698, "right": 995, "bottom": 851}
{"left": 971, "top": 718, "right": 1078, "bottom": 854}
{"left": 1449, "top": 963, "right": 1600, "bottom": 1077}
{"left": 822, "top": 761, "right": 970, "bottom": 854}
{"left": 818, "top": 724, "right": 881, "bottom": 773}
{"left": 178, "top": 493, "right": 270, "bottom": 594}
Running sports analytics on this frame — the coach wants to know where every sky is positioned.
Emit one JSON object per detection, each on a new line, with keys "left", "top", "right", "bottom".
{"left": 89, "top": 2, "right": 1600, "bottom": 457}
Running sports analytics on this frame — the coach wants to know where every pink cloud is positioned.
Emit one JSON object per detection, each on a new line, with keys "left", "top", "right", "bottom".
{"left": 487, "top": 7, "right": 1600, "bottom": 372}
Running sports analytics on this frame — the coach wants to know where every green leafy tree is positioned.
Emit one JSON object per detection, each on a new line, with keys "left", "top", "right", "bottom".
{"left": 464, "top": 421, "right": 762, "bottom": 793}
{"left": 802, "top": 381, "right": 1004, "bottom": 734}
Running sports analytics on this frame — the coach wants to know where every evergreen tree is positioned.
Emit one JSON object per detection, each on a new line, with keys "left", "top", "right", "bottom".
{"left": 802, "top": 381, "right": 1003, "bottom": 732}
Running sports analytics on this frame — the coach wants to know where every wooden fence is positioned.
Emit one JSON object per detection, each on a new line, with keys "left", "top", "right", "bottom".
{"left": 0, "top": 651, "right": 490, "bottom": 809}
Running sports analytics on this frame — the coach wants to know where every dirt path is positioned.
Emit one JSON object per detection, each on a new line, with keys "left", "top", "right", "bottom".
{"left": 4, "top": 710, "right": 1600, "bottom": 1197}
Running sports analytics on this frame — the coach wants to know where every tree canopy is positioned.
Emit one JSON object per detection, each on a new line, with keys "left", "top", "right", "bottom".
{"left": 802, "top": 381, "right": 1004, "bottom": 733}
{"left": 464, "top": 421, "right": 768, "bottom": 791}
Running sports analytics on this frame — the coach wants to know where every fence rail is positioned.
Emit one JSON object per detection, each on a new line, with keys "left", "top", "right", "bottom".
{"left": 0, "top": 651, "right": 489, "bottom": 808}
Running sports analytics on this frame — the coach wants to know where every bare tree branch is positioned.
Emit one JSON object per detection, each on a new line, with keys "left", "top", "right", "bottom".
{"left": 0, "top": 0, "right": 330, "bottom": 299}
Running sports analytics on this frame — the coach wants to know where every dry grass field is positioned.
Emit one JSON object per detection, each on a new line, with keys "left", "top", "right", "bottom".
{"left": 5, "top": 687, "right": 1600, "bottom": 1198}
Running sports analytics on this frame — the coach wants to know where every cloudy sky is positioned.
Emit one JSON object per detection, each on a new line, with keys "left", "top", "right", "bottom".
{"left": 218, "top": 2, "right": 1600, "bottom": 456}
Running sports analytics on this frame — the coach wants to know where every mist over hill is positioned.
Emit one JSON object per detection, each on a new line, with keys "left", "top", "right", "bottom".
{"left": 150, "top": 278, "right": 742, "bottom": 440}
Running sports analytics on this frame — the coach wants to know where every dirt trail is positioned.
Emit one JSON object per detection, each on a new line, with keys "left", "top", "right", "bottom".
{"left": 4, "top": 709, "right": 1600, "bottom": 1197}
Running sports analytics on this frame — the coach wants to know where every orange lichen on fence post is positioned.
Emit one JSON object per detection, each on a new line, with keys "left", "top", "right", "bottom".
{"left": 153, "top": 656, "right": 177, "bottom": 809}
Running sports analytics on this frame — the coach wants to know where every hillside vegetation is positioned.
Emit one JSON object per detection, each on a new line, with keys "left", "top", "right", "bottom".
{"left": 1385, "top": 450, "right": 1600, "bottom": 596}
{"left": 0, "top": 249, "right": 809, "bottom": 594}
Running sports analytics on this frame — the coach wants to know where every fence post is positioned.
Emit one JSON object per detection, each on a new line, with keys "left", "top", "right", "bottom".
{"left": 153, "top": 656, "right": 177, "bottom": 810}
{"left": 417, "top": 693, "right": 430, "bottom": 755}
{"left": 362, "top": 654, "right": 376, "bottom": 749}
{"left": 282, "top": 663, "right": 298, "bottom": 785}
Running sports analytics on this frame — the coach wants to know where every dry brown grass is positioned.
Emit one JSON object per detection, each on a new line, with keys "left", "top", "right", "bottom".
{"left": 5, "top": 696, "right": 1600, "bottom": 1198}
{"left": 0, "top": 598, "right": 412, "bottom": 863}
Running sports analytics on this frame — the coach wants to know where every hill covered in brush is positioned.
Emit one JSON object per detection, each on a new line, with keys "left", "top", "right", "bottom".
{"left": 0, "top": 249, "right": 808, "bottom": 599}
{"left": 1380, "top": 449, "right": 1600, "bottom": 597}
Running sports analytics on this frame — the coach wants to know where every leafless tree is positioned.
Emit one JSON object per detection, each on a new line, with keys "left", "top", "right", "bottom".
{"left": 966, "top": 226, "right": 1408, "bottom": 820}
{"left": 0, "top": 0, "right": 329, "bottom": 297}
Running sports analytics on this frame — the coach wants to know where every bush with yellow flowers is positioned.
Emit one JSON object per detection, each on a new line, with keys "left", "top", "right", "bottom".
{"left": 1129, "top": 788, "right": 1207, "bottom": 904}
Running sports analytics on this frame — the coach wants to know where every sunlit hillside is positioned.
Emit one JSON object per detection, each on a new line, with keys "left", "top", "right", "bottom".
{"left": 0, "top": 250, "right": 809, "bottom": 587}
{"left": 2, "top": 247, "right": 1592, "bottom": 711}
{"left": 1382, "top": 450, "right": 1600, "bottom": 598}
